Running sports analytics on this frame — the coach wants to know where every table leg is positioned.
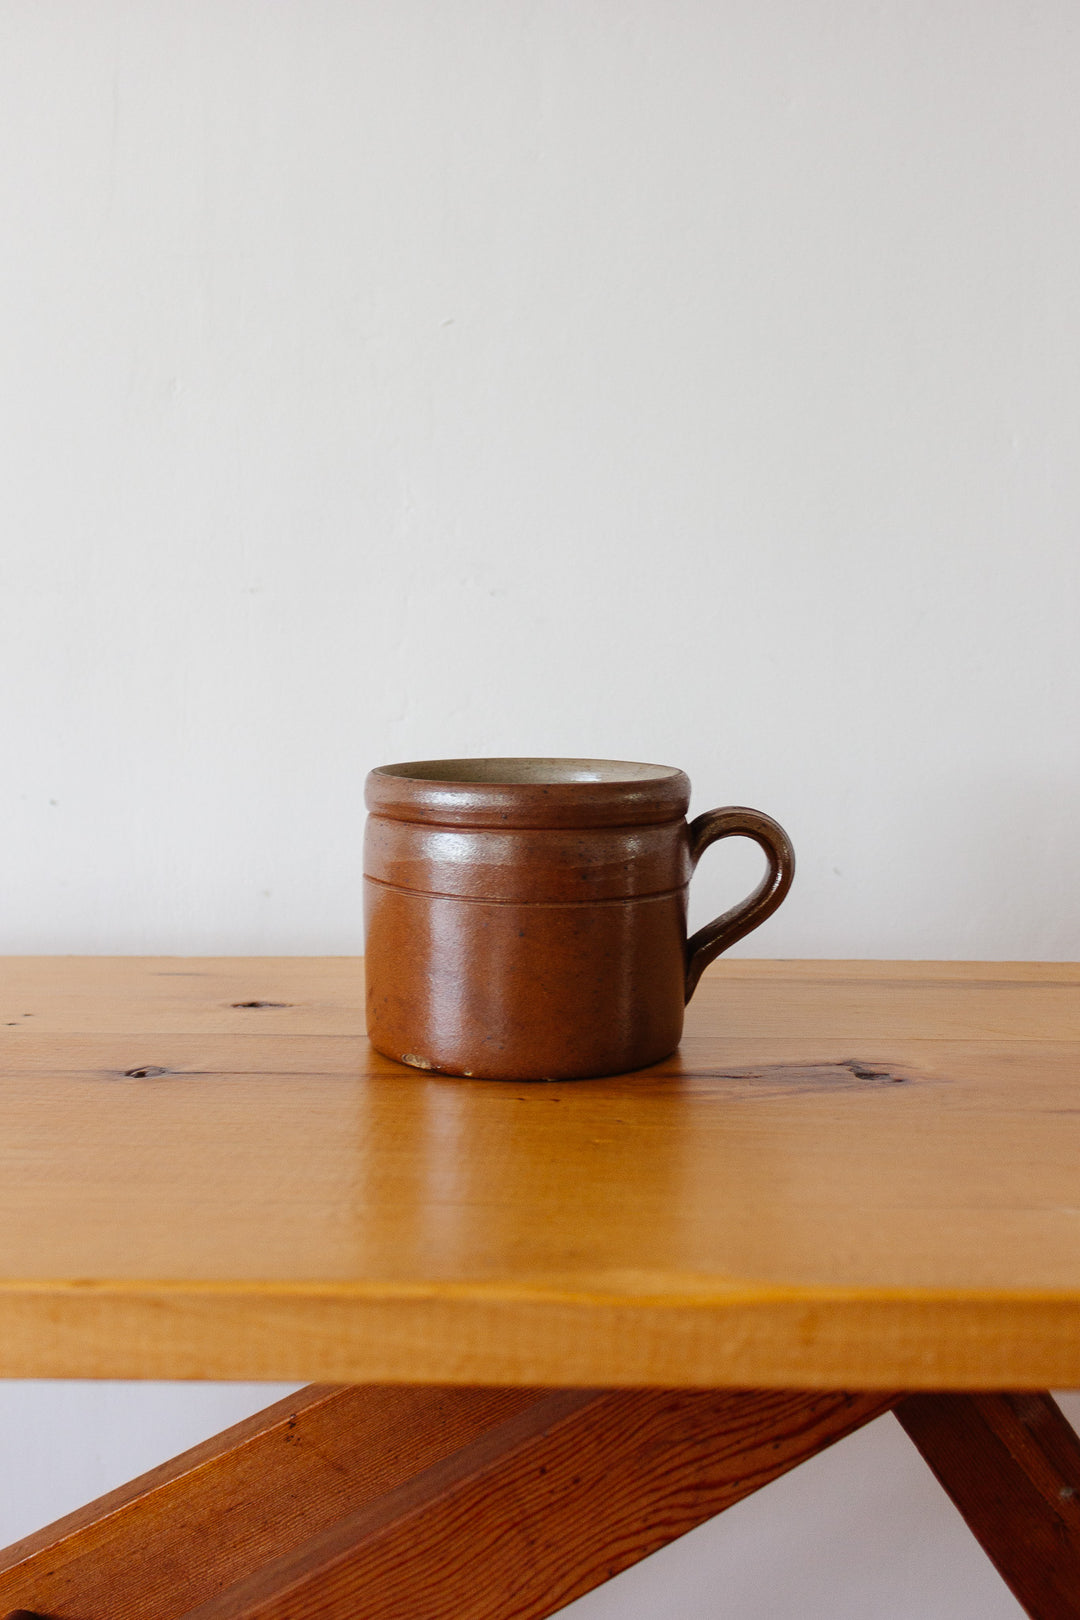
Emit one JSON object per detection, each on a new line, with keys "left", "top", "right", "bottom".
{"left": 0, "top": 1385, "right": 894, "bottom": 1620}
{"left": 896, "top": 1392, "right": 1080, "bottom": 1620}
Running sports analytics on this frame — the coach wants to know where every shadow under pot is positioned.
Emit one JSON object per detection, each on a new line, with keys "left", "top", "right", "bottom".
{"left": 363, "top": 757, "right": 794, "bottom": 1081}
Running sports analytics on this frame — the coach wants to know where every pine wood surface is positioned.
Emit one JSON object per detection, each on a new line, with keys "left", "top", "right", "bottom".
{"left": 0, "top": 1386, "right": 894, "bottom": 1620}
{"left": 0, "top": 1384, "right": 543, "bottom": 1620}
{"left": 897, "top": 1392, "right": 1080, "bottom": 1619}
{"left": 1, "top": 957, "right": 1079, "bottom": 1386}
{"left": 176, "top": 1387, "right": 894, "bottom": 1620}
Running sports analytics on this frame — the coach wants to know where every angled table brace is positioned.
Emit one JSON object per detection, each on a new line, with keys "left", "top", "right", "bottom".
{"left": 1, "top": 1384, "right": 896, "bottom": 1620}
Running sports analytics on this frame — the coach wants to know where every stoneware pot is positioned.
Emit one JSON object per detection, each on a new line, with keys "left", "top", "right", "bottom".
{"left": 364, "top": 758, "right": 795, "bottom": 1081}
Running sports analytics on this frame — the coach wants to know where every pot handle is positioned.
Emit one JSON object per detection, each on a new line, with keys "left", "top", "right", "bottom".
{"left": 684, "top": 807, "right": 795, "bottom": 1002}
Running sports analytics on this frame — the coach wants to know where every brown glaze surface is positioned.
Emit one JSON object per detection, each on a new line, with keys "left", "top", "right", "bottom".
{"left": 685, "top": 806, "right": 796, "bottom": 999}
{"left": 364, "top": 759, "right": 794, "bottom": 1080}
{"left": 364, "top": 817, "right": 689, "bottom": 903}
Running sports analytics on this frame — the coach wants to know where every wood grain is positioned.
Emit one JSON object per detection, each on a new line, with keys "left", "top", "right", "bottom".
{"left": 177, "top": 1387, "right": 896, "bottom": 1620}
{"left": 2, "top": 957, "right": 1080, "bottom": 1385}
{"left": 896, "top": 1393, "right": 1080, "bottom": 1619}
{"left": 0, "top": 1385, "right": 541, "bottom": 1620}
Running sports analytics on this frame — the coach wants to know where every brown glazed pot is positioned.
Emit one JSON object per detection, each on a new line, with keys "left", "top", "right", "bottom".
{"left": 364, "top": 758, "right": 795, "bottom": 1081}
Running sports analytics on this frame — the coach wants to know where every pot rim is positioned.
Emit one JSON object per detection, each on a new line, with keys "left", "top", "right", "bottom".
{"left": 365, "top": 757, "right": 691, "bottom": 828}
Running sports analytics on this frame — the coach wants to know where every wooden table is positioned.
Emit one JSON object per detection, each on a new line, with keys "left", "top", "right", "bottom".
{"left": 1, "top": 958, "right": 1079, "bottom": 1618}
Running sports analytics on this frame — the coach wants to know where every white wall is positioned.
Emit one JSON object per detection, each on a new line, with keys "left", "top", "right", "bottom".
{"left": 2, "top": 2, "right": 1078, "bottom": 1613}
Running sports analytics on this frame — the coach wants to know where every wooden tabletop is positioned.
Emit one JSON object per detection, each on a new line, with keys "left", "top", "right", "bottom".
{"left": 1, "top": 957, "right": 1078, "bottom": 1389}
